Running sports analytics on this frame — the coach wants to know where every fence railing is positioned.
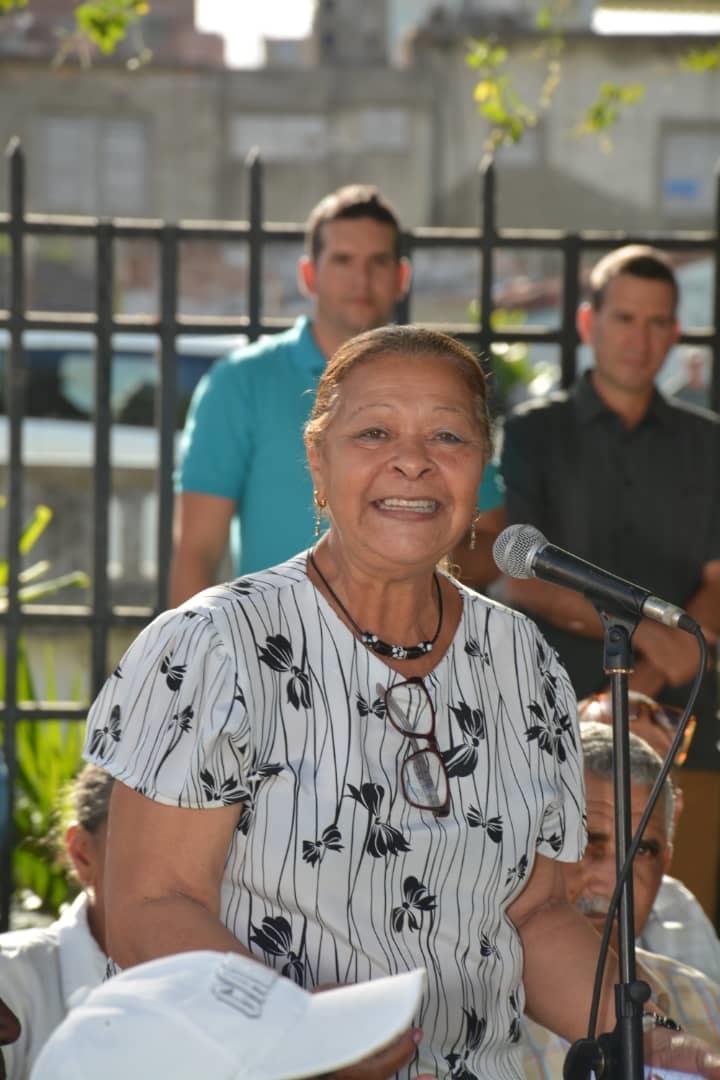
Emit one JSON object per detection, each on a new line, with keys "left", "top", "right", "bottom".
{"left": 1, "top": 136, "right": 719, "bottom": 928}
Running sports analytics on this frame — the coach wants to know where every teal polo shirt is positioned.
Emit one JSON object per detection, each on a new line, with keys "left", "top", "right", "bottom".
{"left": 177, "top": 317, "right": 326, "bottom": 574}
{"left": 177, "top": 316, "right": 504, "bottom": 575}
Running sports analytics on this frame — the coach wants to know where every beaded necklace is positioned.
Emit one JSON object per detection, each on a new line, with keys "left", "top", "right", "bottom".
{"left": 308, "top": 551, "right": 443, "bottom": 661}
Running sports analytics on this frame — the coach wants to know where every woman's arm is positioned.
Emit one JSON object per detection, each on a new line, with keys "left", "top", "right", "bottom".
{"left": 104, "top": 782, "right": 433, "bottom": 1080}
{"left": 104, "top": 781, "right": 246, "bottom": 968}
{"left": 509, "top": 853, "right": 618, "bottom": 1041}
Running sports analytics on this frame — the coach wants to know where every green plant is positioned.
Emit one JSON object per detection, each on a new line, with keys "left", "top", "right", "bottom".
{"left": 0, "top": 500, "right": 90, "bottom": 914}
{"left": 1, "top": 0, "right": 151, "bottom": 67}
{"left": 467, "top": 0, "right": 717, "bottom": 151}
{"left": 0, "top": 500, "right": 90, "bottom": 608}
{"left": 12, "top": 663, "right": 86, "bottom": 916}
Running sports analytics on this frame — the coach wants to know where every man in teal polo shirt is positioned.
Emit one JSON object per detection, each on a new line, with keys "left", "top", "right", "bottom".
{"left": 169, "top": 185, "right": 504, "bottom": 604}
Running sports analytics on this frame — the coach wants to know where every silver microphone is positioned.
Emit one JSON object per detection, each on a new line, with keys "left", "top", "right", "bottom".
{"left": 493, "top": 523, "right": 698, "bottom": 633}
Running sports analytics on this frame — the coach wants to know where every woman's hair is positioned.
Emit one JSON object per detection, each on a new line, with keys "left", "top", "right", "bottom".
{"left": 305, "top": 325, "right": 491, "bottom": 457}
{"left": 67, "top": 763, "right": 115, "bottom": 834}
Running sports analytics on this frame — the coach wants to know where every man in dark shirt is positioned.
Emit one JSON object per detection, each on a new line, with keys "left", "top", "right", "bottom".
{"left": 500, "top": 244, "right": 720, "bottom": 766}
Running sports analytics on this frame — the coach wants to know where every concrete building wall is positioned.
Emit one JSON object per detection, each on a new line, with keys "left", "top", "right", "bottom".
{"left": 0, "top": 60, "right": 223, "bottom": 220}
{"left": 412, "top": 26, "right": 720, "bottom": 231}
{"left": 3, "top": 25, "right": 718, "bottom": 233}
{"left": 218, "top": 66, "right": 433, "bottom": 225}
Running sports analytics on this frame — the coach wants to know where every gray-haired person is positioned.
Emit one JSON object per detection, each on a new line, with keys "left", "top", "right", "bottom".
{"left": 522, "top": 721, "right": 720, "bottom": 1079}
{"left": 0, "top": 764, "right": 113, "bottom": 1080}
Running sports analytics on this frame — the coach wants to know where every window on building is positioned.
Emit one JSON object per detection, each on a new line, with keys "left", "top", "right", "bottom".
{"left": 661, "top": 128, "right": 720, "bottom": 218}
{"left": 358, "top": 108, "right": 410, "bottom": 151}
{"left": 230, "top": 114, "right": 328, "bottom": 162}
{"left": 32, "top": 114, "right": 148, "bottom": 215}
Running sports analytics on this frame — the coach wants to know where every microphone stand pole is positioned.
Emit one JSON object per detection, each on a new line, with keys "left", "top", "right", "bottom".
{"left": 564, "top": 606, "right": 650, "bottom": 1080}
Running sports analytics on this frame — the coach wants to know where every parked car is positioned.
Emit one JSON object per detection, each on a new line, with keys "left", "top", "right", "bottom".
{"left": 0, "top": 329, "right": 246, "bottom": 600}
{"left": 0, "top": 329, "right": 246, "bottom": 468}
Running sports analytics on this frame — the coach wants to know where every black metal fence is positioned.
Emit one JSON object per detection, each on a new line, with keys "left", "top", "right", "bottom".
{"left": 1, "top": 136, "right": 719, "bottom": 928}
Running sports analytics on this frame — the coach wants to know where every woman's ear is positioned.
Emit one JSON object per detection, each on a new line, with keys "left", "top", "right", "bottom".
{"left": 305, "top": 439, "right": 324, "bottom": 493}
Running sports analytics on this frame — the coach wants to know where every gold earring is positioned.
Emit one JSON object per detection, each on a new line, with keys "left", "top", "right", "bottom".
{"left": 469, "top": 509, "right": 481, "bottom": 551}
{"left": 314, "top": 490, "right": 327, "bottom": 538}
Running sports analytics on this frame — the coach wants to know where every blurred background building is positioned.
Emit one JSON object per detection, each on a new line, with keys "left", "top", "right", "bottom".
{"left": 0, "top": 0, "right": 718, "bottom": 659}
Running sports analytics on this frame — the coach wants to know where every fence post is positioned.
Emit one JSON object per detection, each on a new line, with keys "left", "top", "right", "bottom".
{"left": 1, "top": 137, "right": 26, "bottom": 931}
{"left": 478, "top": 154, "right": 496, "bottom": 396}
{"left": 90, "top": 220, "right": 114, "bottom": 698}
{"left": 712, "top": 159, "right": 720, "bottom": 414}
{"left": 247, "top": 148, "right": 263, "bottom": 343}
{"left": 156, "top": 224, "right": 179, "bottom": 612}
{"left": 561, "top": 234, "right": 581, "bottom": 390}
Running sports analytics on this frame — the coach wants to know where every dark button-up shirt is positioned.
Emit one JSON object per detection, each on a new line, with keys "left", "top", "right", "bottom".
{"left": 501, "top": 372, "right": 720, "bottom": 766}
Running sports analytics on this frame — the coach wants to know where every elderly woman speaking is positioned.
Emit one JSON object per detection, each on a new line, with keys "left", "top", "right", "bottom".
{"left": 85, "top": 326, "right": 720, "bottom": 1079}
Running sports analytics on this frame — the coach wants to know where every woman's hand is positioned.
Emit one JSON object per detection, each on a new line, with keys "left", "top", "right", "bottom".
{"left": 331, "top": 1028, "right": 433, "bottom": 1080}
{"left": 311, "top": 984, "right": 434, "bottom": 1080}
{"left": 0, "top": 999, "right": 19, "bottom": 1045}
{"left": 646, "top": 1026, "right": 720, "bottom": 1078}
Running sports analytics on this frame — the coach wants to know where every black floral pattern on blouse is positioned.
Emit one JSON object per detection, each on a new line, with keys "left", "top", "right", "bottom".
{"left": 441, "top": 701, "right": 486, "bottom": 778}
{"left": 200, "top": 768, "right": 245, "bottom": 805}
{"left": 235, "top": 754, "right": 284, "bottom": 835}
{"left": 445, "top": 1008, "right": 487, "bottom": 1080}
{"left": 160, "top": 655, "right": 187, "bottom": 692}
{"left": 391, "top": 875, "right": 437, "bottom": 932}
{"left": 229, "top": 578, "right": 256, "bottom": 597}
{"left": 537, "top": 828, "right": 563, "bottom": 853}
{"left": 301, "top": 824, "right": 343, "bottom": 866}
{"left": 347, "top": 782, "right": 411, "bottom": 858}
{"left": 356, "top": 692, "right": 386, "bottom": 720}
{"left": 464, "top": 637, "right": 490, "bottom": 663}
{"left": 526, "top": 700, "right": 576, "bottom": 763}
{"left": 88, "top": 703, "right": 122, "bottom": 757}
{"left": 507, "top": 991, "right": 522, "bottom": 1043}
{"left": 257, "top": 634, "right": 311, "bottom": 710}
{"left": 467, "top": 807, "right": 503, "bottom": 842}
{"left": 249, "top": 914, "right": 305, "bottom": 983}
{"left": 535, "top": 638, "right": 559, "bottom": 707}
{"left": 153, "top": 704, "right": 194, "bottom": 782}
{"left": 505, "top": 853, "right": 529, "bottom": 888}
{"left": 480, "top": 933, "right": 498, "bottom": 958}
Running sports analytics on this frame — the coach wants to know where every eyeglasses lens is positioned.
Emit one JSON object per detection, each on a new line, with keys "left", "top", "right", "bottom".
{"left": 385, "top": 680, "right": 449, "bottom": 815}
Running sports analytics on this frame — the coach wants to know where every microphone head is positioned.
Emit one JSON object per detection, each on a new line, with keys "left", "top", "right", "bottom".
{"left": 492, "top": 523, "right": 547, "bottom": 579}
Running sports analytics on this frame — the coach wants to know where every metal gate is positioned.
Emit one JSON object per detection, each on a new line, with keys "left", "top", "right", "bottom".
{"left": 1, "top": 136, "right": 719, "bottom": 928}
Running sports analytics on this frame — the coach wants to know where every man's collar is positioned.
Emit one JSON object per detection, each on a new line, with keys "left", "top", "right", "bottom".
{"left": 572, "top": 370, "right": 673, "bottom": 427}
{"left": 294, "top": 315, "right": 327, "bottom": 374}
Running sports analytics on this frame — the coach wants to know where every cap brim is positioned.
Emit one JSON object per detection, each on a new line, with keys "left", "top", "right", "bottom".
{"left": 265, "top": 968, "right": 426, "bottom": 1080}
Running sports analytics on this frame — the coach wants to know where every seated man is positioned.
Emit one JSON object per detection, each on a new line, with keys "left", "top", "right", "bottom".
{"left": 522, "top": 721, "right": 720, "bottom": 1079}
{"left": 579, "top": 689, "right": 720, "bottom": 984}
{"left": 0, "top": 764, "right": 112, "bottom": 1079}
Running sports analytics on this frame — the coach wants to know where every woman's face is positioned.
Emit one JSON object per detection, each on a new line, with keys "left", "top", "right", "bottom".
{"left": 307, "top": 352, "right": 486, "bottom": 572}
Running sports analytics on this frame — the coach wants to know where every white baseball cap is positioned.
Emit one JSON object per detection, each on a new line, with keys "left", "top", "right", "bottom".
{"left": 30, "top": 950, "right": 426, "bottom": 1080}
